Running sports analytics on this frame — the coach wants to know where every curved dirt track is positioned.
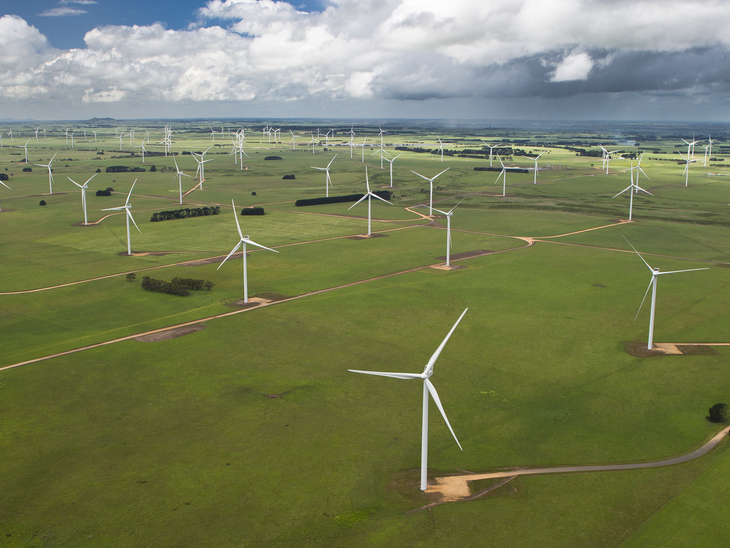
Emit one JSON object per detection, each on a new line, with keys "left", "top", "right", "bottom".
{"left": 428, "top": 424, "right": 730, "bottom": 503}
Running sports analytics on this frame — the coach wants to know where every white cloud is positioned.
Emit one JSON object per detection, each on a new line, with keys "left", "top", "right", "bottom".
{"left": 549, "top": 52, "right": 594, "bottom": 82}
{"left": 39, "top": 7, "right": 88, "bottom": 16}
{"left": 4, "top": 1, "right": 730, "bottom": 116}
{"left": 60, "top": 0, "right": 98, "bottom": 4}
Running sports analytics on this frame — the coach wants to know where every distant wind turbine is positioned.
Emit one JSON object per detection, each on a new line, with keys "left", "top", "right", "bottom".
{"left": 67, "top": 173, "right": 97, "bottom": 225}
{"left": 411, "top": 168, "right": 449, "bottom": 216}
{"left": 0, "top": 180, "right": 11, "bottom": 212}
{"left": 312, "top": 154, "right": 337, "bottom": 198}
{"left": 217, "top": 199, "right": 279, "bottom": 304}
{"left": 521, "top": 152, "right": 545, "bottom": 184}
{"left": 612, "top": 156, "right": 651, "bottom": 221}
{"left": 677, "top": 151, "right": 696, "bottom": 187}
{"left": 424, "top": 199, "right": 465, "bottom": 267}
{"left": 35, "top": 152, "right": 58, "bottom": 193}
{"left": 383, "top": 152, "right": 403, "bottom": 188}
{"left": 173, "top": 156, "right": 192, "bottom": 205}
{"left": 348, "top": 166, "right": 393, "bottom": 236}
{"left": 102, "top": 180, "right": 141, "bottom": 256}
{"left": 481, "top": 140, "right": 503, "bottom": 167}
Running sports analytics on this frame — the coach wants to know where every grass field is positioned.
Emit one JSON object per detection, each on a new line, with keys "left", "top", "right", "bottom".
{"left": 1, "top": 122, "right": 730, "bottom": 547}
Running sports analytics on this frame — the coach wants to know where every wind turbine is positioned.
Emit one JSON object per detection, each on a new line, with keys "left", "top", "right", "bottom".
{"left": 17, "top": 139, "right": 30, "bottom": 163}
{"left": 481, "top": 141, "right": 503, "bottom": 167}
{"left": 172, "top": 156, "right": 191, "bottom": 205}
{"left": 0, "top": 180, "right": 11, "bottom": 212}
{"left": 495, "top": 154, "right": 518, "bottom": 197}
{"left": 290, "top": 130, "right": 298, "bottom": 150}
{"left": 8, "top": 129, "right": 13, "bottom": 143}
{"left": 348, "top": 166, "right": 393, "bottom": 236}
{"left": 67, "top": 173, "right": 97, "bottom": 225}
{"left": 383, "top": 152, "right": 403, "bottom": 187}
{"left": 92, "top": 130, "right": 97, "bottom": 142}
{"left": 707, "top": 134, "right": 713, "bottom": 164}
{"left": 191, "top": 148, "right": 212, "bottom": 189}
{"left": 411, "top": 168, "right": 449, "bottom": 216}
{"left": 599, "top": 145, "right": 622, "bottom": 174}
{"left": 349, "top": 308, "right": 467, "bottom": 491}
{"left": 677, "top": 151, "right": 696, "bottom": 187}
{"left": 70, "top": 130, "right": 75, "bottom": 148}
{"left": 210, "top": 126, "right": 217, "bottom": 142}
{"left": 312, "top": 154, "right": 337, "bottom": 198}
{"left": 612, "top": 157, "right": 651, "bottom": 221}
{"left": 521, "top": 152, "right": 545, "bottom": 184}
{"left": 134, "top": 142, "right": 147, "bottom": 163}
{"left": 308, "top": 132, "right": 318, "bottom": 154}
{"left": 35, "top": 152, "right": 58, "bottom": 193}
{"left": 623, "top": 236, "right": 708, "bottom": 350}
{"left": 217, "top": 199, "right": 279, "bottom": 304}
{"left": 682, "top": 137, "right": 699, "bottom": 160}
{"left": 118, "top": 134, "right": 124, "bottom": 151}
{"left": 34, "top": 126, "right": 39, "bottom": 143}
{"left": 425, "top": 199, "right": 465, "bottom": 267}
{"left": 102, "top": 180, "right": 140, "bottom": 256}
{"left": 436, "top": 137, "right": 446, "bottom": 162}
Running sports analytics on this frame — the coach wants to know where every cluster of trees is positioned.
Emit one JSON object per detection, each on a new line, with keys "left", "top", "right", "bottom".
{"left": 141, "top": 276, "right": 214, "bottom": 296}
{"left": 22, "top": 167, "right": 32, "bottom": 172}
{"left": 708, "top": 403, "right": 728, "bottom": 423}
{"left": 105, "top": 166, "right": 146, "bottom": 173}
{"left": 95, "top": 187, "right": 115, "bottom": 196}
{"left": 295, "top": 191, "right": 392, "bottom": 207}
{"left": 474, "top": 166, "right": 529, "bottom": 173}
{"left": 282, "top": 174, "right": 296, "bottom": 179}
{"left": 0, "top": 174, "right": 8, "bottom": 181}
{"left": 150, "top": 206, "right": 221, "bottom": 222}
{"left": 241, "top": 207, "right": 265, "bottom": 215}
{"left": 265, "top": 156, "right": 283, "bottom": 160}
{"left": 395, "top": 146, "right": 432, "bottom": 154}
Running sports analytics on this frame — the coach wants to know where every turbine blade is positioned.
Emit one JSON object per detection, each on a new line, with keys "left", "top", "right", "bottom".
{"left": 348, "top": 369, "right": 422, "bottom": 380}
{"left": 244, "top": 239, "right": 279, "bottom": 253}
{"left": 411, "top": 170, "right": 430, "bottom": 182}
{"left": 622, "top": 235, "right": 654, "bottom": 272}
{"left": 431, "top": 207, "right": 449, "bottom": 216}
{"left": 634, "top": 277, "right": 654, "bottom": 322}
{"left": 85, "top": 173, "right": 98, "bottom": 186}
{"left": 347, "top": 194, "right": 369, "bottom": 210}
{"left": 67, "top": 177, "right": 83, "bottom": 189}
{"left": 612, "top": 186, "right": 632, "bottom": 199}
{"left": 448, "top": 198, "right": 466, "bottom": 213}
{"left": 127, "top": 209, "right": 141, "bottom": 233}
{"left": 369, "top": 193, "right": 392, "bottom": 206}
{"left": 425, "top": 308, "right": 468, "bottom": 374}
{"left": 217, "top": 242, "right": 243, "bottom": 270}
{"left": 125, "top": 179, "right": 137, "bottom": 206}
{"left": 433, "top": 168, "right": 450, "bottom": 180}
{"left": 425, "top": 379, "right": 462, "bottom": 450}
{"left": 231, "top": 199, "right": 243, "bottom": 239}
{"left": 634, "top": 185, "right": 653, "bottom": 196}
{"left": 657, "top": 267, "right": 710, "bottom": 275}
{"left": 101, "top": 206, "right": 126, "bottom": 211}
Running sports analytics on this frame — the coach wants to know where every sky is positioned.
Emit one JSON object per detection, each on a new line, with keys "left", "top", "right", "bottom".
{"left": 1, "top": 0, "right": 729, "bottom": 122}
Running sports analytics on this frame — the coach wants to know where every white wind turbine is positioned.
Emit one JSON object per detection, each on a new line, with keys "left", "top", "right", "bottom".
{"left": 623, "top": 236, "right": 708, "bottom": 350}
{"left": 411, "top": 168, "right": 449, "bottom": 216}
{"left": 67, "top": 173, "right": 97, "bottom": 225}
{"left": 44, "top": 128, "right": 47, "bottom": 140}
{"left": 357, "top": 137, "right": 368, "bottom": 163}
{"left": 0, "top": 180, "right": 11, "bottom": 212}
{"left": 521, "top": 151, "right": 545, "bottom": 184}
{"left": 599, "top": 145, "right": 622, "bottom": 174}
{"left": 134, "top": 142, "right": 147, "bottom": 163}
{"left": 481, "top": 141, "right": 503, "bottom": 167}
{"left": 436, "top": 136, "right": 446, "bottom": 162}
{"left": 92, "top": 130, "right": 97, "bottom": 142}
{"left": 612, "top": 156, "right": 651, "bottom": 221}
{"left": 677, "top": 151, "right": 696, "bottom": 187}
{"left": 35, "top": 152, "right": 58, "bottom": 194}
{"left": 290, "top": 130, "right": 298, "bottom": 150}
{"left": 706, "top": 134, "right": 713, "bottom": 164}
{"left": 495, "top": 154, "right": 520, "bottom": 197}
{"left": 128, "top": 129, "right": 134, "bottom": 146}
{"left": 173, "top": 156, "right": 192, "bottom": 205}
{"left": 191, "top": 148, "right": 212, "bottom": 189}
{"left": 308, "top": 132, "right": 318, "bottom": 154}
{"left": 34, "top": 126, "right": 39, "bottom": 142}
{"left": 312, "top": 154, "right": 337, "bottom": 198}
{"left": 383, "top": 152, "right": 403, "bottom": 187}
{"left": 423, "top": 199, "right": 465, "bottom": 267}
{"left": 682, "top": 137, "right": 698, "bottom": 160}
{"left": 217, "top": 199, "right": 279, "bottom": 303}
{"left": 102, "top": 180, "right": 140, "bottom": 256}
{"left": 18, "top": 139, "right": 30, "bottom": 163}
{"left": 118, "top": 134, "right": 124, "bottom": 151}
{"left": 349, "top": 308, "right": 467, "bottom": 491}
{"left": 0, "top": 134, "right": 3, "bottom": 147}
{"left": 70, "top": 130, "right": 75, "bottom": 148}
{"left": 64, "top": 128, "right": 69, "bottom": 145}
{"left": 8, "top": 129, "right": 13, "bottom": 143}
{"left": 210, "top": 126, "right": 217, "bottom": 142}
{"left": 348, "top": 166, "right": 393, "bottom": 236}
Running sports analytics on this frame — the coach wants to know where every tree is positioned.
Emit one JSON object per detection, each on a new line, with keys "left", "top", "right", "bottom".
{"left": 708, "top": 403, "right": 728, "bottom": 423}
{"left": 39, "top": 200, "right": 46, "bottom": 206}
{"left": 126, "top": 273, "right": 136, "bottom": 282}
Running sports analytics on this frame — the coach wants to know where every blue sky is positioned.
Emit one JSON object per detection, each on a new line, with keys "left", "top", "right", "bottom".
{"left": 1, "top": 1, "right": 729, "bottom": 122}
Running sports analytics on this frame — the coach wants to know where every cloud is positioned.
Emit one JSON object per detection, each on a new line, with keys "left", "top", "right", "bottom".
{"left": 39, "top": 7, "right": 88, "bottom": 16}
{"left": 4, "top": 1, "right": 730, "bottom": 117}
{"left": 59, "top": 0, "right": 98, "bottom": 4}
{"left": 549, "top": 52, "right": 594, "bottom": 82}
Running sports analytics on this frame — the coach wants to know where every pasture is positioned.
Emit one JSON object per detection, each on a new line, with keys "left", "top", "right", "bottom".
{"left": 1, "top": 122, "right": 730, "bottom": 547}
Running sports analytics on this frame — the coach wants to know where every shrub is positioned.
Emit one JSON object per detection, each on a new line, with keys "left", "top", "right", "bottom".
{"left": 708, "top": 403, "right": 728, "bottom": 423}
{"left": 241, "top": 207, "right": 265, "bottom": 215}
{"left": 295, "top": 191, "right": 392, "bottom": 207}
{"left": 150, "top": 165, "right": 156, "bottom": 172}
{"left": 251, "top": 191, "right": 256, "bottom": 196}
{"left": 95, "top": 189, "right": 112, "bottom": 196}
{"left": 95, "top": 168, "right": 101, "bottom": 173}
{"left": 204, "top": 281, "right": 215, "bottom": 291}
{"left": 39, "top": 200, "right": 46, "bottom": 206}
{"left": 282, "top": 174, "right": 296, "bottom": 180}
{"left": 126, "top": 273, "right": 136, "bottom": 282}
{"left": 106, "top": 187, "right": 114, "bottom": 192}
{"left": 22, "top": 167, "right": 32, "bottom": 172}
{"left": 264, "top": 156, "right": 283, "bottom": 160}
{"left": 0, "top": 173, "right": 8, "bottom": 181}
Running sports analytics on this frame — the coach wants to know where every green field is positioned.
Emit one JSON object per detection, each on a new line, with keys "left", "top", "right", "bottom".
{"left": 1, "top": 122, "right": 730, "bottom": 547}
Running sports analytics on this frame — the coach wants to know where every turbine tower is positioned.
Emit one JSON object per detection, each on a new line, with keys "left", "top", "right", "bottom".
{"left": 102, "top": 180, "right": 140, "bottom": 256}
{"left": 521, "top": 152, "right": 545, "bottom": 184}
{"left": 348, "top": 166, "right": 393, "bottom": 236}
{"left": 349, "top": 308, "right": 467, "bottom": 491}
{"left": 35, "top": 152, "right": 59, "bottom": 194}
{"left": 312, "top": 154, "right": 337, "bottom": 198}
{"left": 67, "top": 173, "right": 98, "bottom": 225}
{"left": 411, "top": 168, "right": 449, "bottom": 216}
